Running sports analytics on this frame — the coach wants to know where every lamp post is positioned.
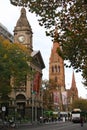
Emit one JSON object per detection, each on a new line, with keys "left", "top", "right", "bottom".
{"left": 31, "top": 90, "right": 34, "bottom": 124}
{"left": 35, "top": 94, "right": 37, "bottom": 123}
{"left": 14, "top": 107, "right": 17, "bottom": 122}
{"left": 2, "top": 106, "right": 6, "bottom": 124}
{"left": 32, "top": 91, "right": 37, "bottom": 123}
{"left": 31, "top": 72, "right": 34, "bottom": 124}
{"left": 41, "top": 84, "right": 45, "bottom": 123}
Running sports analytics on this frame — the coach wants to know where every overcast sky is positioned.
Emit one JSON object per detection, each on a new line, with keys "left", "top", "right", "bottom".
{"left": 0, "top": 0, "right": 87, "bottom": 98}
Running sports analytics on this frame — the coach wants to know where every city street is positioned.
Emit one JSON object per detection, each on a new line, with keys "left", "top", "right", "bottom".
{"left": 20, "top": 122, "right": 87, "bottom": 130}
{"left": 1, "top": 121, "right": 87, "bottom": 130}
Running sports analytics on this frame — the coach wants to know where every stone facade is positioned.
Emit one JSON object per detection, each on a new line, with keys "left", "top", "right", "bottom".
{"left": 0, "top": 8, "right": 45, "bottom": 121}
{"left": 12, "top": 8, "right": 45, "bottom": 121}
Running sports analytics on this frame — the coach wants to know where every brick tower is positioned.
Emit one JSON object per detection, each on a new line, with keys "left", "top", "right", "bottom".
{"left": 49, "top": 27, "right": 65, "bottom": 111}
{"left": 49, "top": 27, "right": 65, "bottom": 91}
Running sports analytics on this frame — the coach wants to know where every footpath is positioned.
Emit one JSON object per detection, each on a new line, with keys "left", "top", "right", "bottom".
{"left": 0, "top": 120, "right": 68, "bottom": 130}
{"left": 15, "top": 120, "right": 68, "bottom": 129}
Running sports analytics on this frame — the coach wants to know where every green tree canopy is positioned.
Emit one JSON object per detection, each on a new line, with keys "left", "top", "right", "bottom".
{"left": 0, "top": 36, "right": 31, "bottom": 99}
{"left": 72, "top": 98, "right": 87, "bottom": 111}
{"left": 10, "top": 0, "right": 87, "bottom": 85}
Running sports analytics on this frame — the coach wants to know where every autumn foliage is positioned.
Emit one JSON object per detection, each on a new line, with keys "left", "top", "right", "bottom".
{"left": 0, "top": 36, "right": 31, "bottom": 99}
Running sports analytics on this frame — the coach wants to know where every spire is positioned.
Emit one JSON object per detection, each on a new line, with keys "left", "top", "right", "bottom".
{"left": 13, "top": 7, "right": 33, "bottom": 52}
{"left": 54, "top": 25, "right": 59, "bottom": 42}
{"left": 50, "top": 25, "right": 60, "bottom": 62}
{"left": 71, "top": 71, "right": 76, "bottom": 89}
{"left": 71, "top": 71, "right": 78, "bottom": 95}
{"left": 14, "top": 7, "right": 32, "bottom": 32}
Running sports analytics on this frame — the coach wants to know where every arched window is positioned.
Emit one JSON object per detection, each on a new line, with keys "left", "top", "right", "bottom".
{"left": 55, "top": 65, "right": 57, "bottom": 72}
{"left": 52, "top": 66, "right": 54, "bottom": 72}
{"left": 58, "top": 65, "right": 60, "bottom": 72}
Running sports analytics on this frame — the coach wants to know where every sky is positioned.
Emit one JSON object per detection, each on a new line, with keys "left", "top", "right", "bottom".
{"left": 0, "top": 0, "right": 87, "bottom": 98}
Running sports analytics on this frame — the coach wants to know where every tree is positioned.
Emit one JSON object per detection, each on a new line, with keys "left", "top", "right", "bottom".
{"left": 42, "top": 79, "right": 54, "bottom": 110}
{"left": 0, "top": 36, "right": 31, "bottom": 100}
{"left": 72, "top": 98, "right": 87, "bottom": 111}
{"left": 10, "top": 0, "right": 87, "bottom": 85}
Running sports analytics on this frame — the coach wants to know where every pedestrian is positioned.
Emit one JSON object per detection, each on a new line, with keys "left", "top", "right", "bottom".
{"left": 80, "top": 116, "right": 84, "bottom": 127}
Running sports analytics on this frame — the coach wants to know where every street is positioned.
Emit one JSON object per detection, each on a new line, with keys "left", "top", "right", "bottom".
{"left": 1, "top": 121, "right": 87, "bottom": 130}
{"left": 22, "top": 122, "right": 87, "bottom": 130}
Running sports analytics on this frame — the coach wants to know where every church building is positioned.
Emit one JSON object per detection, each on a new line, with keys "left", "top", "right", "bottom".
{"left": 49, "top": 27, "right": 78, "bottom": 111}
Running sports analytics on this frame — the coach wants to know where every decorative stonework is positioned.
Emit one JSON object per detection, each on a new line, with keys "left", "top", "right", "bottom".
{"left": 14, "top": 8, "right": 33, "bottom": 52}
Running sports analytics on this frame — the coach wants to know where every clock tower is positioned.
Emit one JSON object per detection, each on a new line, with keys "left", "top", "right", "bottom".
{"left": 12, "top": 7, "right": 45, "bottom": 119}
{"left": 14, "top": 8, "right": 33, "bottom": 53}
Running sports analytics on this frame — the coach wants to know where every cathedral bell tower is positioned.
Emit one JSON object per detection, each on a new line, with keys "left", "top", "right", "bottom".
{"left": 49, "top": 27, "right": 66, "bottom": 111}
{"left": 49, "top": 27, "right": 65, "bottom": 91}
{"left": 14, "top": 8, "right": 33, "bottom": 53}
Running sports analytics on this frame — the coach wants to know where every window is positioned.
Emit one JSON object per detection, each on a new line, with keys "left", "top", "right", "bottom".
{"left": 52, "top": 66, "right": 54, "bottom": 72}
{"left": 55, "top": 65, "right": 57, "bottom": 72}
{"left": 58, "top": 65, "right": 60, "bottom": 72}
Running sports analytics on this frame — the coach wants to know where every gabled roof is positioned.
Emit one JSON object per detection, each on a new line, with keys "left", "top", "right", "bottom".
{"left": 31, "top": 50, "right": 45, "bottom": 69}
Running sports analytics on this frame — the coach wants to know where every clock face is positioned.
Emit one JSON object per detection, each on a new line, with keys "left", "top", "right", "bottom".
{"left": 18, "top": 35, "right": 25, "bottom": 43}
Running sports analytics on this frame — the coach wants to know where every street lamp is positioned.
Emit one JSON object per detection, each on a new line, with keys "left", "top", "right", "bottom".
{"left": 41, "top": 85, "right": 44, "bottom": 123}
{"left": 2, "top": 106, "right": 6, "bottom": 124}
{"left": 31, "top": 88, "right": 34, "bottom": 124}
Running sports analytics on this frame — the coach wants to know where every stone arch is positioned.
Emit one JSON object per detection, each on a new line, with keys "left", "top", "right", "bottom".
{"left": 16, "top": 94, "right": 26, "bottom": 118}
{"left": 16, "top": 94, "right": 26, "bottom": 100}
